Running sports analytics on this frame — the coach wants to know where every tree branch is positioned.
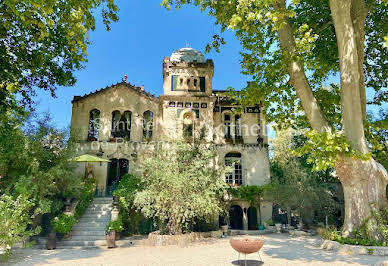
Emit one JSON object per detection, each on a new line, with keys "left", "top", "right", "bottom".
{"left": 351, "top": 0, "right": 368, "bottom": 120}
{"left": 329, "top": 0, "right": 369, "bottom": 153}
{"left": 273, "top": 0, "right": 331, "bottom": 133}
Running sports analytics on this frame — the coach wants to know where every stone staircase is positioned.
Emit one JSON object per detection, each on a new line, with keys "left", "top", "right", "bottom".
{"left": 57, "top": 197, "right": 113, "bottom": 248}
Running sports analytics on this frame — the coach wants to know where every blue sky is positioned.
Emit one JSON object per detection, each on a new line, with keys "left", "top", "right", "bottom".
{"left": 35, "top": 1, "right": 249, "bottom": 129}
{"left": 34, "top": 1, "right": 385, "bottom": 130}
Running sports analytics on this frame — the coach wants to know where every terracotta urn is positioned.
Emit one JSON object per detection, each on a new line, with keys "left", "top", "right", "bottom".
{"left": 106, "top": 231, "right": 116, "bottom": 248}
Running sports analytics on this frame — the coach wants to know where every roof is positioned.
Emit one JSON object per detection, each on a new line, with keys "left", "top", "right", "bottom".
{"left": 170, "top": 47, "right": 206, "bottom": 63}
{"left": 72, "top": 82, "right": 158, "bottom": 103}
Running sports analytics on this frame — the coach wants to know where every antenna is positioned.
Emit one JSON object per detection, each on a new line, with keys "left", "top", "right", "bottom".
{"left": 185, "top": 41, "right": 190, "bottom": 48}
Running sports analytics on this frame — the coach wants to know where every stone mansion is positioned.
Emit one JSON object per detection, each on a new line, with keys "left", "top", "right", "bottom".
{"left": 70, "top": 47, "right": 272, "bottom": 230}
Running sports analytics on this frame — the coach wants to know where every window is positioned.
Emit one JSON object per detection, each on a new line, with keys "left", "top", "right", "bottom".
{"left": 225, "top": 152, "right": 242, "bottom": 186}
{"left": 200, "top": 77, "right": 206, "bottom": 92}
{"left": 183, "top": 112, "right": 193, "bottom": 140}
{"left": 224, "top": 113, "right": 232, "bottom": 140}
{"left": 143, "top": 110, "right": 153, "bottom": 141}
{"left": 235, "top": 115, "right": 242, "bottom": 140}
{"left": 111, "top": 110, "right": 131, "bottom": 139}
{"left": 171, "top": 75, "right": 178, "bottom": 91}
{"left": 187, "top": 79, "right": 190, "bottom": 87}
{"left": 194, "top": 78, "right": 198, "bottom": 87}
{"left": 88, "top": 109, "right": 100, "bottom": 140}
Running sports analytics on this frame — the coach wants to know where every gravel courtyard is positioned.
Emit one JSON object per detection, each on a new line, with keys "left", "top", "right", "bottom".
{"left": 1, "top": 234, "right": 384, "bottom": 266}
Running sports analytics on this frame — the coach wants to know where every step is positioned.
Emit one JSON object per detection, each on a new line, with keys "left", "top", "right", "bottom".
{"left": 73, "top": 223, "right": 107, "bottom": 229}
{"left": 78, "top": 217, "right": 109, "bottom": 223}
{"left": 69, "top": 235, "right": 106, "bottom": 241}
{"left": 81, "top": 214, "right": 110, "bottom": 219}
{"left": 87, "top": 204, "right": 112, "bottom": 208}
{"left": 93, "top": 197, "right": 113, "bottom": 201}
{"left": 57, "top": 240, "right": 107, "bottom": 247}
{"left": 71, "top": 231, "right": 106, "bottom": 236}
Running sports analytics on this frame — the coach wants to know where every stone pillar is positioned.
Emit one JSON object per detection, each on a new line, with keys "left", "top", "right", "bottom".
{"left": 243, "top": 207, "right": 248, "bottom": 230}
{"left": 257, "top": 206, "right": 261, "bottom": 227}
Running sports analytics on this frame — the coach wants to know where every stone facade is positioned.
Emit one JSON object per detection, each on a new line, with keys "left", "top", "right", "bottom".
{"left": 70, "top": 47, "right": 272, "bottom": 230}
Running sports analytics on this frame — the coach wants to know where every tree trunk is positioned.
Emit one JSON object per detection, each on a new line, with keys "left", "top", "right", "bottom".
{"left": 335, "top": 156, "right": 388, "bottom": 237}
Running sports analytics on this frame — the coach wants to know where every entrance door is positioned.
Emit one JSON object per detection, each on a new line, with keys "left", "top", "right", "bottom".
{"left": 106, "top": 158, "right": 129, "bottom": 195}
{"left": 229, "top": 205, "right": 243, "bottom": 230}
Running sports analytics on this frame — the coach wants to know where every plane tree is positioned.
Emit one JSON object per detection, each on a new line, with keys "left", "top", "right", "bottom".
{"left": 162, "top": 0, "right": 388, "bottom": 239}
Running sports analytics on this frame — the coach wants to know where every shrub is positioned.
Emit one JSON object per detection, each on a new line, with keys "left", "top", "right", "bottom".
{"left": 106, "top": 215, "right": 124, "bottom": 233}
{"left": 134, "top": 141, "right": 228, "bottom": 234}
{"left": 317, "top": 227, "right": 331, "bottom": 240}
{"left": 51, "top": 214, "right": 76, "bottom": 234}
{"left": 75, "top": 178, "right": 96, "bottom": 218}
{"left": 0, "top": 195, "right": 39, "bottom": 257}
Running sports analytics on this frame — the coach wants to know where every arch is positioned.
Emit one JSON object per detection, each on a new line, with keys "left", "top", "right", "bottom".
{"left": 247, "top": 207, "right": 258, "bottom": 230}
{"left": 183, "top": 111, "right": 194, "bottom": 139}
{"left": 143, "top": 110, "right": 153, "bottom": 141}
{"left": 225, "top": 152, "right": 243, "bottom": 186}
{"left": 229, "top": 205, "right": 243, "bottom": 230}
{"left": 88, "top": 108, "right": 100, "bottom": 140}
{"left": 111, "top": 110, "right": 131, "bottom": 139}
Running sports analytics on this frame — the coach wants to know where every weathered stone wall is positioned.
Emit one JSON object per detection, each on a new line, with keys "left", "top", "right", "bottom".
{"left": 71, "top": 84, "right": 158, "bottom": 142}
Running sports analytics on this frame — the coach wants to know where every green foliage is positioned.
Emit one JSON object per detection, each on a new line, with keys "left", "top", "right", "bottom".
{"left": 267, "top": 130, "right": 341, "bottom": 224}
{"left": 228, "top": 185, "right": 269, "bottom": 206}
{"left": 106, "top": 215, "right": 124, "bottom": 233}
{"left": 51, "top": 214, "right": 76, "bottom": 234}
{"left": 0, "top": 194, "right": 40, "bottom": 256}
{"left": 295, "top": 130, "right": 371, "bottom": 171}
{"left": 364, "top": 110, "right": 388, "bottom": 170}
{"left": 0, "top": 112, "right": 85, "bottom": 252}
{"left": 113, "top": 174, "right": 142, "bottom": 211}
{"left": 75, "top": 178, "right": 96, "bottom": 218}
{"left": 134, "top": 141, "right": 228, "bottom": 234}
{"left": 0, "top": 0, "right": 119, "bottom": 113}
{"left": 318, "top": 206, "right": 388, "bottom": 247}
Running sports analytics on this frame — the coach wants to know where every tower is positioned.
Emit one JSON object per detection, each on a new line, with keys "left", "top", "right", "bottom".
{"left": 162, "top": 47, "right": 214, "bottom": 96}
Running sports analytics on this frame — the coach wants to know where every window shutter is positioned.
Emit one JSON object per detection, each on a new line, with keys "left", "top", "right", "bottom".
{"left": 171, "top": 75, "right": 178, "bottom": 91}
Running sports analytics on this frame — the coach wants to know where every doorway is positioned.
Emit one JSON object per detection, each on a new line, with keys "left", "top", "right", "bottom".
{"left": 106, "top": 158, "right": 129, "bottom": 195}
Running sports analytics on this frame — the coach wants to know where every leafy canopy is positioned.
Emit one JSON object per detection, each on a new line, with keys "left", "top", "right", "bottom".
{"left": 134, "top": 141, "right": 228, "bottom": 235}
{"left": 0, "top": 0, "right": 119, "bottom": 112}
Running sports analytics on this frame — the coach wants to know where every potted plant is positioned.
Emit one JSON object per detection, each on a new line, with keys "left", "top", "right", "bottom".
{"left": 51, "top": 214, "right": 76, "bottom": 241}
{"left": 46, "top": 232, "right": 56, "bottom": 250}
{"left": 106, "top": 218, "right": 124, "bottom": 247}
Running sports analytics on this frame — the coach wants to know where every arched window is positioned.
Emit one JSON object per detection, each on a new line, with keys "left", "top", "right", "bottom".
{"left": 143, "top": 110, "right": 153, "bottom": 141}
{"left": 111, "top": 110, "right": 131, "bottom": 139}
{"left": 183, "top": 112, "right": 193, "bottom": 140}
{"left": 88, "top": 109, "right": 100, "bottom": 140}
{"left": 225, "top": 152, "right": 242, "bottom": 186}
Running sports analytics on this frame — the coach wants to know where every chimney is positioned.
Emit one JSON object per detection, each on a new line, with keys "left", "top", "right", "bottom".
{"left": 141, "top": 85, "right": 145, "bottom": 91}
